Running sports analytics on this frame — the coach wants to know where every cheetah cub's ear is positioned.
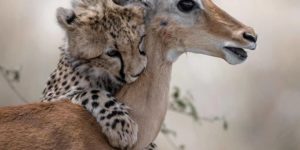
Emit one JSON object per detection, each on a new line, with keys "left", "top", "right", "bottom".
{"left": 56, "top": 7, "right": 76, "bottom": 30}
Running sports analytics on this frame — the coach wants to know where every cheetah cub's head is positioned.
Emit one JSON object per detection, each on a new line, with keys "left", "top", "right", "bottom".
{"left": 56, "top": 0, "right": 147, "bottom": 83}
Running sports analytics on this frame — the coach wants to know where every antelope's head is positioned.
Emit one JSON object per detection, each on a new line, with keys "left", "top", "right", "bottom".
{"left": 155, "top": 0, "right": 258, "bottom": 64}
{"left": 117, "top": 0, "right": 258, "bottom": 65}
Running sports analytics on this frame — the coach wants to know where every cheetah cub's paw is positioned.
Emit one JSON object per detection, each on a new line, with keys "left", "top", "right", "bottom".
{"left": 99, "top": 105, "right": 138, "bottom": 149}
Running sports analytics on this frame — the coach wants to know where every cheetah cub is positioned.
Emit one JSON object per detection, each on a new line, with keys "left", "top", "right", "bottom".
{"left": 42, "top": 1, "right": 147, "bottom": 149}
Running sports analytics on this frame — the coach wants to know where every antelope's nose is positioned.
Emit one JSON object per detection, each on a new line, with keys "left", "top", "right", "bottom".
{"left": 238, "top": 27, "right": 257, "bottom": 50}
{"left": 243, "top": 32, "right": 257, "bottom": 43}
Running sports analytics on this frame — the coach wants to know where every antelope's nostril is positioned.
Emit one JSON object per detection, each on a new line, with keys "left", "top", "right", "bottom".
{"left": 243, "top": 32, "right": 257, "bottom": 43}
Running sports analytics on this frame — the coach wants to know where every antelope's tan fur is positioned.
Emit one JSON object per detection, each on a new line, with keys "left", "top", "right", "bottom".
{"left": 0, "top": 101, "right": 113, "bottom": 150}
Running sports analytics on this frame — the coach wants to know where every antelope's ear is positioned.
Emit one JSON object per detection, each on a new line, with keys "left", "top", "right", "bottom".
{"left": 56, "top": 7, "right": 76, "bottom": 30}
{"left": 112, "top": 0, "right": 156, "bottom": 21}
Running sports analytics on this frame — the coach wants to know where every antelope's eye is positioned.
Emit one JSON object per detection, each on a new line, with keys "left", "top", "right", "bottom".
{"left": 106, "top": 50, "right": 120, "bottom": 57}
{"left": 177, "top": 0, "right": 197, "bottom": 13}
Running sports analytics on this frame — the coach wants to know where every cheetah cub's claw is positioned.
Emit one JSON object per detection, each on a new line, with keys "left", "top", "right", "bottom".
{"left": 100, "top": 106, "right": 138, "bottom": 149}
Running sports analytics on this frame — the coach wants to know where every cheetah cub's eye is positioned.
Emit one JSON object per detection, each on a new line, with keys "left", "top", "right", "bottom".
{"left": 139, "top": 35, "right": 146, "bottom": 56}
{"left": 106, "top": 49, "right": 120, "bottom": 57}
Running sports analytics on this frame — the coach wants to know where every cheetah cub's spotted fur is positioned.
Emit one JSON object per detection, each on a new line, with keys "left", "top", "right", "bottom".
{"left": 42, "top": 0, "right": 147, "bottom": 149}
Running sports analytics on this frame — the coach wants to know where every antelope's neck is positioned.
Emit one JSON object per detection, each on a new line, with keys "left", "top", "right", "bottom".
{"left": 116, "top": 30, "right": 172, "bottom": 149}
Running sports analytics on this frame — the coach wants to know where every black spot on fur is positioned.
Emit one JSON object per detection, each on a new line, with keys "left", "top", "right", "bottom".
{"left": 92, "top": 95, "right": 99, "bottom": 100}
{"left": 120, "top": 119, "right": 125, "bottom": 128}
{"left": 100, "top": 116, "right": 105, "bottom": 120}
{"left": 107, "top": 111, "right": 118, "bottom": 119}
{"left": 92, "top": 102, "right": 99, "bottom": 108}
{"left": 65, "top": 85, "right": 70, "bottom": 91}
{"left": 54, "top": 85, "right": 58, "bottom": 92}
{"left": 51, "top": 74, "right": 56, "bottom": 79}
{"left": 91, "top": 90, "right": 100, "bottom": 94}
{"left": 48, "top": 85, "right": 53, "bottom": 90}
{"left": 81, "top": 92, "right": 87, "bottom": 97}
{"left": 112, "top": 119, "right": 120, "bottom": 129}
{"left": 74, "top": 94, "right": 80, "bottom": 100}
{"left": 74, "top": 81, "right": 79, "bottom": 86}
{"left": 117, "top": 111, "right": 125, "bottom": 116}
{"left": 71, "top": 76, "right": 76, "bottom": 81}
{"left": 62, "top": 81, "right": 67, "bottom": 86}
{"left": 100, "top": 109, "right": 107, "bottom": 114}
{"left": 105, "top": 101, "right": 116, "bottom": 108}
{"left": 82, "top": 99, "right": 89, "bottom": 105}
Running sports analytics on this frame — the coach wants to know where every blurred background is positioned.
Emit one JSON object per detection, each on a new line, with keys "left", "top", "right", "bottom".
{"left": 0, "top": 0, "right": 299, "bottom": 150}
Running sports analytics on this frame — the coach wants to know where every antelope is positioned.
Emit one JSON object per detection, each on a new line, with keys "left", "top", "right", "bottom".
{"left": 114, "top": 0, "right": 257, "bottom": 149}
{"left": 0, "top": 0, "right": 257, "bottom": 149}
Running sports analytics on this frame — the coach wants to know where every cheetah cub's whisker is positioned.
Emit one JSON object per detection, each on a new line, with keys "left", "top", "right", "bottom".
{"left": 42, "top": 0, "right": 147, "bottom": 149}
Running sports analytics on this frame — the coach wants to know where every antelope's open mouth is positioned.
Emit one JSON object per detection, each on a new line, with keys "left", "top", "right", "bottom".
{"left": 224, "top": 47, "right": 248, "bottom": 60}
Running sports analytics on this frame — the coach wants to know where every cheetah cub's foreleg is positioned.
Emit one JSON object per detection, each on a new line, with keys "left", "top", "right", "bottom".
{"left": 64, "top": 89, "right": 138, "bottom": 149}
